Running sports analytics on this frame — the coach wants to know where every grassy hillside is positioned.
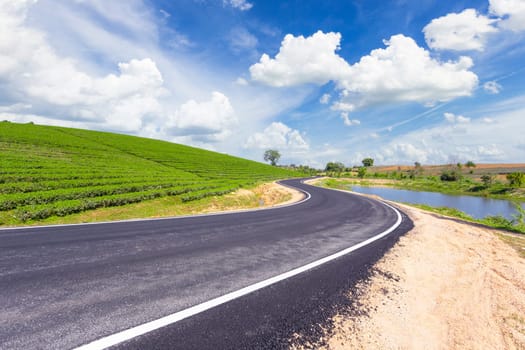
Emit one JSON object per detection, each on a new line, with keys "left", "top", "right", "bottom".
{"left": 0, "top": 121, "right": 299, "bottom": 224}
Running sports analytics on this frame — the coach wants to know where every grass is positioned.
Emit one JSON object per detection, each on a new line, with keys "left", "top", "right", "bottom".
{"left": 0, "top": 121, "right": 301, "bottom": 226}
{"left": 0, "top": 183, "right": 292, "bottom": 226}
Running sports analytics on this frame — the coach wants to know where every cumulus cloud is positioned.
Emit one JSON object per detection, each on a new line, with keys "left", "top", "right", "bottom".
{"left": 423, "top": 9, "right": 498, "bottom": 51}
{"left": 224, "top": 0, "right": 253, "bottom": 11}
{"left": 335, "top": 35, "right": 478, "bottom": 111}
{"left": 165, "top": 92, "right": 237, "bottom": 142}
{"left": 340, "top": 112, "right": 360, "bottom": 126}
{"left": 444, "top": 112, "right": 471, "bottom": 123}
{"left": 251, "top": 32, "right": 478, "bottom": 119}
{"left": 489, "top": 0, "right": 525, "bottom": 31}
{"left": 483, "top": 80, "right": 502, "bottom": 94}
{"left": 0, "top": 0, "right": 166, "bottom": 132}
{"left": 245, "top": 122, "right": 309, "bottom": 151}
{"left": 249, "top": 31, "right": 351, "bottom": 87}
{"left": 381, "top": 143, "right": 434, "bottom": 163}
{"left": 319, "top": 93, "right": 331, "bottom": 104}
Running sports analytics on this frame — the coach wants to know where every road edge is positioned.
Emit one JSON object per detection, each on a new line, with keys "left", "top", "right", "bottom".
{"left": 74, "top": 181, "right": 403, "bottom": 350}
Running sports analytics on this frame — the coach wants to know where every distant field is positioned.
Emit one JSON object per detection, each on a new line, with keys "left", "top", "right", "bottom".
{"left": 0, "top": 122, "right": 299, "bottom": 224}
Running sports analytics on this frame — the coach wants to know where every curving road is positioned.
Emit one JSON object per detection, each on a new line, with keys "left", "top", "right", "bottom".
{"left": 0, "top": 179, "right": 412, "bottom": 349}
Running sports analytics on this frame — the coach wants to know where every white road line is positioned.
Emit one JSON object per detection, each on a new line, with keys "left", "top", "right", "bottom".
{"left": 0, "top": 179, "right": 311, "bottom": 231}
{"left": 74, "top": 189, "right": 403, "bottom": 350}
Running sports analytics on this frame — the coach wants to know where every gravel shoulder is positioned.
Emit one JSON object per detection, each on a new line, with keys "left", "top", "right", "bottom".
{"left": 320, "top": 202, "right": 525, "bottom": 349}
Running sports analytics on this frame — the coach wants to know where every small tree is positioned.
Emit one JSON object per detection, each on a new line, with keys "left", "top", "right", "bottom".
{"left": 480, "top": 174, "right": 494, "bottom": 187}
{"left": 357, "top": 167, "right": 367, "bottom": 178}
{"left": 414, "top": 162, "right": 423, "bottom": 176}
{"left": 325, "top": 161, "right": 345, "bottom": 173}
{"left": 263, "top": 149, "right": 280, "bottom": 166}
{"left": 440, "top": 169, "right": 461, "bottom": 181}
{"left": 507, "top": 172, "right": 525, "bottom": 187}
{"left": 362, "top": 158, "right": 374, "bottom": 167}
{"left": 465, "top": 161, "right": 476, "bottom": 168}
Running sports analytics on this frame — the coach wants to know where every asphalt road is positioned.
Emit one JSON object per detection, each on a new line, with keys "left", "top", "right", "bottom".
{"left": 0, "top": 178, "right": 412, "bottom": 349}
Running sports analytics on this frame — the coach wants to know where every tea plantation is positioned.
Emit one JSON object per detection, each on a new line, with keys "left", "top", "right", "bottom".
{"left": 0, "top": 122, "right": 300, "bottom": 223}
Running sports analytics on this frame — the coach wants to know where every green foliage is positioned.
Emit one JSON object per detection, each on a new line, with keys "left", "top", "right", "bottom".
{"left": 263, "top": 149, "right": 281, "bottom": 166}
{"left": 357, "top": 167, "right": 367, "bottom": 178}
{"left": 465, "top": 160, "right": 476, "bottom": 168}
{"left": 440, "top": 170, "right": 461, "bottom": 181}
{"left": 506, "top": 172, "right": 524, "bottom": 187}
{"left": 480, "top": 174, "right": 494, "bottom": 187}
{"left": 325, "top": 161, "right": 345, "bottom": 173}
{"left": 0, "top": 122, "right": 299, "bottom": 223}
{"left": 362, "top": 158, "right": 374, "bottom": 167}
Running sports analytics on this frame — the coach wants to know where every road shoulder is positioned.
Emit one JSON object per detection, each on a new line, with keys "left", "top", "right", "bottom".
{"left": 316, "top": 203, "right": 525, "bottom": 349}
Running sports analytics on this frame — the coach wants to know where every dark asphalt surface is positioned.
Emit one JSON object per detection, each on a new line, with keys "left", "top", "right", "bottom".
{"left": 0, "top": 179, "right": 411, "bottom": 349}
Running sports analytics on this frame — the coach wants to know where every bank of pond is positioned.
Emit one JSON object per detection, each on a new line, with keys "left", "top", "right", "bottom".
{"left": 348, "top": 185, "right": 524, "bottom": 221}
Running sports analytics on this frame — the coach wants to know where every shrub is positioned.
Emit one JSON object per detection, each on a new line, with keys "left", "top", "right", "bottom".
{"left": 507, "top": 172, "right": 524, "bottom": 187}
{"left": 440, "top": 170, "right": 461, "bottom": 182}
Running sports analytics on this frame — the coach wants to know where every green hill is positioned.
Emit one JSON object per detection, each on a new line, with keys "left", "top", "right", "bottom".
{"left": 0, "top": 121, "right": 299, "bottom": 224}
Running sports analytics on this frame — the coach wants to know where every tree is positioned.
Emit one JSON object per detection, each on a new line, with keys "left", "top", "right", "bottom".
{"left": 362, "top": 158, "right": 374, "bottom": 167}
{"left": 325, "top": 161, "right": 345, "bottom": 173}
{"left": 263, "top": 149, "right": 280, "bottom": 166}
{"left": 480, "top": 174, "right": 494, "bottom": 187}
{"left": 357, "top": 166, "right": 367, "bottom": 178}
{"left": 440, "top": 169, "right": 461, "bottom": 181}
{"left": 414, "top": 162, "right": 423, "bottom": 176}
{"left": 465, "top": 160, "right": 476, "bottom": 168}
{"left": 507, "top": 172, "right": 525, "bottom": 187}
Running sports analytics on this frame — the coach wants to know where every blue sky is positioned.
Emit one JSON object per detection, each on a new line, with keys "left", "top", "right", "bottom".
{"left": 1, "top": 0, "right": 524, "bottom": 167}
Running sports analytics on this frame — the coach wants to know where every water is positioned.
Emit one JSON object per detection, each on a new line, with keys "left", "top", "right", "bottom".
{"left": 349, "top": 185, "right": 524, "bottom": 220}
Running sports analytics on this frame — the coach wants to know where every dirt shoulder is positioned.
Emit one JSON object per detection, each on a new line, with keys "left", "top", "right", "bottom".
{"left": 319, "top": 202, "right": 525, "bottom": 349}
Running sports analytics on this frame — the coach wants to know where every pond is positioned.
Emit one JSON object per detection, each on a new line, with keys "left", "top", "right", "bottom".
{"left": 349, "top": 185, "right": 524, "bottom": 220}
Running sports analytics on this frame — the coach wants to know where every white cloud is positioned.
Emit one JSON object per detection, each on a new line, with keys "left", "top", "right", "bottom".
{"left": 335, "top": 35, "right": 478, "bottom": 112}
{"left": 331, "top": 101, "right": 355, "bottom": 112}
{"left": 249, "top": 31, "right": 351, "bottom": 87}
{"left": 223, "top": 0, "right": 253, "bottom": 11}
{"left": 489, "top": 0, "right": 525, "bottom": 31}
{"left": 250, "top": 32, "right": 478, "bottom": 116}
{"left": 340, "top": 112, "right": 360, "bottom": 126}
{"left": 444, "top": 112, "right": 470, "bottom": 124}
{"left": 477, "top": 144, "right": 504, "bottom": 157}
{"left": 245, "top": 122, "right": 309, "bottom": 151}
{"left": 228, "top": 27, "right": 258, "bottom": 53}
{"left": 319, "top": 93, "right": 331, "bottom": 104}
{"left": 235, "top": 77, "right": 249, "bottom": 85}
{"left": 0, "top": 1, "right": 166, "bottom": 132}
{"left": 368, "top": 105, "right": 525, "bottom": 164}
{"left": 483, "top": 80, "right": 502, "bottom": 94}
{"left": 165, "top": 92, "right": 237, "bottom": 142}
{"left": 423, "top": 9, "right": 498, "bottom": 51}
{"left": 380, "top": 143, "right": 435, "bottom": 163}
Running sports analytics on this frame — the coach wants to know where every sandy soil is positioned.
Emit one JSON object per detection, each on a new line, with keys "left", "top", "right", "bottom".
{"left": 317, "top": 203, "right": 525, "bottom": 350}
{"left": 230, "top": 182, "right": 305, "bottom": 208}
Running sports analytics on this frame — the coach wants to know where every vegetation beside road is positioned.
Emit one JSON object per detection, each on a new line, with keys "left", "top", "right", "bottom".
{"left": 0, "top": 122, "right": 303, "bottom": 226}
{"left": 316, "top": 177, "right": 525, "bottom": 234}
{"left": 320, "top": 162, "right": 525, "bottom": 202}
